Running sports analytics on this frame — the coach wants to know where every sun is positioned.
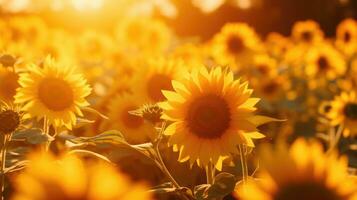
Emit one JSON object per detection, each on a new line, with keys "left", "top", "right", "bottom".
{"left": 14, "top": 56, "right": 91, "bottom": 129}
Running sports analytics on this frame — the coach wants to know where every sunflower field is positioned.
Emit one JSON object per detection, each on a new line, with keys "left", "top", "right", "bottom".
{"left": 0, "top": 0, "right": 357, "bottom": 199}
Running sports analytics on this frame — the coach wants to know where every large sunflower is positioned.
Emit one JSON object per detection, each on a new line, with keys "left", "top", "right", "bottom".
{"left": 236, "top": 139, "right": 357, "bottom": 200}
{"left": 327, "top": 92, "right": 357, "bottom": 137}
{"left": 161, "top": 67, "right": 274, "bottom": 170}
{"left": 335, "top": 18, "right": 357, "bottom": 57}
{"left": 12, "top": 153, "right": 153, "bottom": 200}
{"left": 14, "top": 56, "right": 91, "bottom": 129}
{"left": 291, "top": 20, "right": 324, "bottom": 44}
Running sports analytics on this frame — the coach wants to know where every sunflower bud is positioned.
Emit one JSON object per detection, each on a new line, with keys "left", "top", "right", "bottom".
{"left": 0, "top": 109, "right": 21, "bottom": 135}
{"left": 0, "top": 54, "right": 17, "bottom": 68}
{"left": 129, "top": 103, "right": 163, "bottom": 124}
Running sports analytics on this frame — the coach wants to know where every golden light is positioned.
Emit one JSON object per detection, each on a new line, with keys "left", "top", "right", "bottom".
{"left": 235, "top": 0, "right": 252, "bottom": 9}
{"left": 71, "top": 0, "right": 103, "bottom": 11}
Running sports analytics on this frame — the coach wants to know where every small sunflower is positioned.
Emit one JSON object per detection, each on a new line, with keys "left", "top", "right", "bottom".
{"left": 12, "top": 153, "right": 153, "bottom": 200}
{"left": 327, "top": 92, "right": 357, "bottom": 137}
{"left": 105, "top": 93, "right": 156, "bottom": 144}
{"left": 0, "top": 104, "right": 23, "bottom": 135}
{"left": 14, "top": 56, "right": 91, "bottom": 129}
{"left": 170, "top": 43, "right": 206, "bottom": 68}
{"left": 251, "top": 75, "right": 289, "bottom": 101}
{"left": 251, "top": 54, "right": 278, "bottom": 77}
{"left": 0, "top": 67, "right": 19, "bottom": 102}
{"left": 115, "top": 17, "right": 171, "bottom": 55}
{"left": 236, "top": 138, "right": 357, "bottom": 200}
{"left": 335, "top": 18, "right": 357, "bottom": 57}
{"left": 305, "top": 43, "right": 346, "bottom": 80}
{"left": 161, "top": 67, "right": 275, "bottom": 169}
{"left": 292, "top": 20, "right": 324, "bottom": 44}
{"left": 211, "top": 23, "right": 263, "bottom": 70}
{"left": 132, "top": 57, "right": 184, "bottom": 102}
{"left": 265, "top": 32, "right": 293, "bottom": 58}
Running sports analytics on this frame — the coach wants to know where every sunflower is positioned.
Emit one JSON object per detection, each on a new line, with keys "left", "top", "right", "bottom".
{"left": 265, "top": 32, "right": 293, "bottom": 58}
{"left": 236, "top": 138, "right": 357, "bottom": 200}
{"left": 291, "top": 20, "right": 324, "bottom": 44}
{"left": 326, "top": 92, "right": 357, "bottom": 137}
{"left": 211, "top": 23, "right": 263, "bottom": 71}
{"left": 0, "top": 104, "right": 24, "bottom": 135}
{"left": 104, "top": 93, "right": 156, "bottom": 144}
{"left": 132, "top": 57, "right": 185, "bottom": 103}
{"left": 0, "top": 67, "right": 19, "bottom": 102}
{"left": 161, "top": 67, "right": 275, "bottom": 170}
{"left": 76, "top": 30, "right": 113, "bottom": 63}
{"left": 251, "top": 54, "right": 278, "bottom": 77}
{"left": 12, "top": 153, "right": 153, "bottom": 200}
{"left": 115, "top": 17, "right": 171, "bottom": 56}
{"left": 170, "top": 43, "right": 206, "bottom": 68}
{"left": 251, "top": 75, "right": 290, "bottom": 101}
{"left": 14, "top": 56, "right": 91, "bottom": 129}
{"left": 305, "top": 43, "right": 346, "bottom": 81}
{"left": 335, "top": 18, "right": 357, "bottom": 57}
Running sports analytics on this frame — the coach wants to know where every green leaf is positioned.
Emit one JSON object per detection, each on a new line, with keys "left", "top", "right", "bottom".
{"left": 67, "top": 149, "right": 111, "bottom": 163}
{"left": 194, "top": 184, "right": 210, "bottom": 200}
{"left": 12, "top": 128, "right": 54, "bottom": 145}
{"left": 67, "top": 130, "right": 128, "bottom": 146}
{"left": 149, "top": 187, "right": 177, "bottom": 194}
{"left": 3, "top": 160, "right": 29, "bottom": 174}
{"left": 75, "top": 118, "right": 96, "bottom": 128}
{"left": 82, "top": 107, "right": 109, "bottom": 120}
{"left": 207, "top": 172, "right": 236, "bottom": 199}
{"left": 194, "top": 173, "right": 236, "bottom": 200}
{"left": 151, "top": 182, "right": 174, "bottom": 189}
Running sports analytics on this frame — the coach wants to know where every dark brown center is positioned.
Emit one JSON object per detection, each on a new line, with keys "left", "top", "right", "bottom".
{"left": 227, "top": 36, "right": 245, "bottom": 54}
{"left": 301, "top": 31, "right": 313, "bottom": 42}
{"left": 274, "top": 181, "right": 343, "bottom": 200}
{"left": 263, "top": 81, "right": 279, "bottom": 94}
{"left": 344, "top": 103, "right": 357, "bottom": 120}
{"left": 324, "top": 105, "right": 332, "bottom": 113}
{"left": 186, "top": 94, "right": 231, "bottom": 139}
{"left": 38, "top": 78, "right": 74, "bottom": 111}
{"left": 344, "top": 32, "right": 351, "bottom": 43}
{"left": 0, "top": 110, "right": 20, "bottom": 134}
{"left": 317, "top": 56, "right": 329, "bottom": 71}
{"left": 257, "top": 64, "right": 269, "bottom": 75}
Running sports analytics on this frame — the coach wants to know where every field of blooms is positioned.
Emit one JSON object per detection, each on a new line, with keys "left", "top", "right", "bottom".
{"left": 0, "top": 0, "right": 357, "bottom": 200}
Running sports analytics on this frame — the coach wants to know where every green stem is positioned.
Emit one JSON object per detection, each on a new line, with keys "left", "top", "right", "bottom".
{"left": 238, "top": 144, "right": 247, "bottom": 184}
{"left": 154, "top": 122, "right": 190, "bottom": 200}
{"left": 243, "top": 145, "right": 249, "bottom": 181}
{"left": 155, "top": 122, "right": 180, "bottom": 188}
{"left": 206, "top": 162, "right": 214, "bottom": 185}
{"left": 1, "top": 134, "right": 11, "bottom": 200}
{"left": 43, "top": 117, "right": 51, "bottom": 152}
{"left": 327, "top": 124, "right": 344, "bottom": 154}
